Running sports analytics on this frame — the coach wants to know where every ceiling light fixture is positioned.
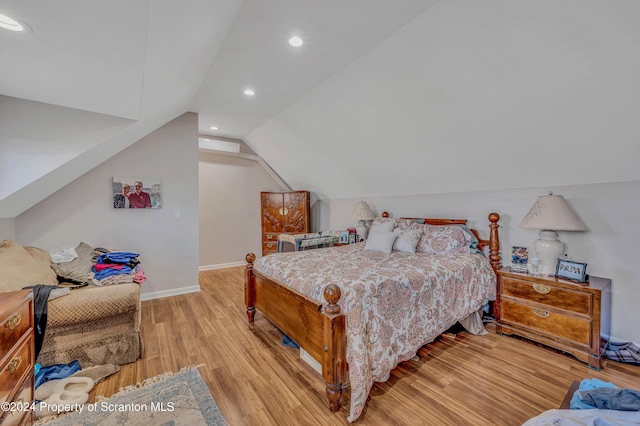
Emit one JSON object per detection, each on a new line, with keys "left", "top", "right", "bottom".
{"left": 0, "top": 13, "right": 31, "bottom": 32}
{"left": 289, "top": 36, "right": 303, "bottom": 47}
{"left": 244, "top": 89, "right": 255, "bottom": 96}
{"left": 209, "top": 126, "right": 218, "bottom": 130}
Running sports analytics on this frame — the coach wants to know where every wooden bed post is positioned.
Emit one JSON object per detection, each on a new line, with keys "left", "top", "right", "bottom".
{"left": 488, "top": 212, "right": 501, "bottom": 272}
{"left": 487, "top": 213, "right": 501, "bottom": 319}
{"left": 245, "top": 253, "right": 256, "bottom": 323}
{"left": 322, "top": 284, "right": 347, "bottom": 412}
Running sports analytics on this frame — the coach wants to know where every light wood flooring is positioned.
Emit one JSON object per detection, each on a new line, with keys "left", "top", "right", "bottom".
{"left": 89, "top": 267, "right": 639, "bottom": 425}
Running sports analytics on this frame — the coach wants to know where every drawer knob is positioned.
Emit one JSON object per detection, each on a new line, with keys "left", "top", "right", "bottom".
{"left": 7, "top": 355, "right": 22, "bottom": 374}
{"left": 5, "top": 313, "right": 21, "bottom": 330}
{"left": 533, "top": 283, "right": 550, "bottom": 294}
{"left": 266, "top": 243, "right": 274, "bottom": 248}
{"left": 533, "top": 308, "right": 550, "bottom": 318}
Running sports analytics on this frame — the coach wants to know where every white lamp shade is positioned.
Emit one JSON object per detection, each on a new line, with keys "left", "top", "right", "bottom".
{"left": 520, "top": 194, "right": 586, "bottom": 231}
{"left": 350, "top": 201, "right": 375, "bottom": 221}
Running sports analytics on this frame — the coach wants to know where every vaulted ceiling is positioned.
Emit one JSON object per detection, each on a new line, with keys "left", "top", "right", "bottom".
{"left": 2, "top": 0, "right": 639, "bottom": 218}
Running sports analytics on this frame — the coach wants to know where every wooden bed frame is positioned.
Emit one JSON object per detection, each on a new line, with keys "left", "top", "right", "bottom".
{"left": 245, "top": 212, "right": 501, "bottom": 412}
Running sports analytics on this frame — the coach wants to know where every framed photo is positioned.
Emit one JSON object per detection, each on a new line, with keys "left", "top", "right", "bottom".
{"left": 113, "top": 176, "right": 162, "bottom": 209}
{"left": 348, "top": 233, "right": 357, "bottom": 244}
{"left": 339, "top": 231, "right": 349, "bottom": 244}
{"left": 556, "top": 259, "right": 588, "bottom": 282}
{"left": 510, "top": 246, "right": 529, "bottom": 273}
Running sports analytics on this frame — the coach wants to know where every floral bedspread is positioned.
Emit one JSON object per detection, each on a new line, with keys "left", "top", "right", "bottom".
{"left": 254, "top": 243, "right": 497, "bottom": 422}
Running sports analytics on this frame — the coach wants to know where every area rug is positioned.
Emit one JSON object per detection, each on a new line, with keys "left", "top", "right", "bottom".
{"left": 35, "top": 366, "right": 226, "bottom": 426}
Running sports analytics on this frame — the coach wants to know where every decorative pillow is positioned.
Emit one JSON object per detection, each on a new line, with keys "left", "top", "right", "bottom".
{"left": 369, "top": 218, "right": 395, "bottom": 234}
{"left": 394, "top": 218, "right": 425, "bottom": 230}
{"left": 392, "top": 228, "right": 423, "bottom": 254}
{"left": 0, "top": 239, "right": 58, "bottom": 292}
{"left": 364, "top": 232, "right": 397, "bottom": 254}
{"left": 412, "top": 224, "right": 472, "bottom": 255}
{"left": 52, "top": 242, "right": 95, "bottom": 283}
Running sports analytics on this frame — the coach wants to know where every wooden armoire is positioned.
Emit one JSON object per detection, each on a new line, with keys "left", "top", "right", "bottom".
{"left": 261, "top": 191, "right": 310, "bottom": 255}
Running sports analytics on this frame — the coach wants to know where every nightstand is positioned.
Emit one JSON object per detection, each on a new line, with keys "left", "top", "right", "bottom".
{"left": 496, "top": 267, "right": 611, "bottom": 370}
{"left": 1, "top": 290, "right": 35, "bottom": 426}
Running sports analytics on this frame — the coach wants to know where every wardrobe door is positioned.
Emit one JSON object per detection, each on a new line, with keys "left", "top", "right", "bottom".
{"left": 283, "top": 191, "right": 309, "bottom": 233}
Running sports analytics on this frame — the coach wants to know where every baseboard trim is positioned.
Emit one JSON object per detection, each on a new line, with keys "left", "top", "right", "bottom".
{"left": 199, "top": 261, "right": 245, "bottom": 271}
{"left": 141, "top": 285, "right": 201, "bottom": 301}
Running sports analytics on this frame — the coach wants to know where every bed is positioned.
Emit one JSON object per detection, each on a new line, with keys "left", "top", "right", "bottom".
{"left": 244, "top": 212, "right": 501, "bottom": 422}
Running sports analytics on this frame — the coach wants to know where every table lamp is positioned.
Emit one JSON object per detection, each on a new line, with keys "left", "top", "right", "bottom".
{"left": 350, "top": 201, "right": 375, "bottom": 241}
{"left": 520, "top": 192, "right": 586, "bottom": 276}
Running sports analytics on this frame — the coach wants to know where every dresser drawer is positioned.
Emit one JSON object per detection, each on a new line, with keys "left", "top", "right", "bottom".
{"left": 263, "top": 233, "right": 279, "bottom": 243}
{"left": 0, "top": 301, "right": 32, "bottom": 358}
{"left": 501, "top": 277, "right": 592, "bottom": 315}
{"left": 263, "top": 241, "right": 278, "bottom": 253}
{"left": 1, "top": 373, "right": 33, "bottom": 426}
{"left": 0, "top": 335, "right": 33, "bottom": 405}
{"left": 501, "top": 299, "right": 591, "bottom": 346}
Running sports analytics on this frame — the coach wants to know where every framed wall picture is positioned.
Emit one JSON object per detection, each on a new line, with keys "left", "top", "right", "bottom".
{"left": 112, "top": 177, "right": 162, "bottom": 209}
{"left": 556, "top": 259, "right": 588, "bottom": 282}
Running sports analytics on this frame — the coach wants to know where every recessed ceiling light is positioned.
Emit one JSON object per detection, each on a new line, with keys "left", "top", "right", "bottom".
{"left": 209, "top": 126, "right": 218, "bottom": 130}
{"left": 244, "top": 89, "right": 255, "bottom": 96}
{"left": 0, "top": 13, "right": 31, "bottom": 33}
{"left": 289, "top": 36, "right": 303, "bottom": 47}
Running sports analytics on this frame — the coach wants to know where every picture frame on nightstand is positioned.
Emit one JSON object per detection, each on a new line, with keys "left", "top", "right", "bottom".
{"left": 348, "top": 233, "right": 357, "bottom": 244}
{"left": 339, "top": 231, "right": 349, "bottom": 244}
{"left": 510, "top": 246, "right": 529, "bottom": 273}
{"left": 556, "top": 259, "right": 588, "bottom": 282}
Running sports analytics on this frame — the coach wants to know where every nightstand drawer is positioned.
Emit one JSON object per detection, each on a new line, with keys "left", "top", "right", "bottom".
{"left": 501, "top": 299, "right": 591, "bottom": 346}
{"left": 0, "top": 335, "right": 33, "bottom": 405}
{"left": 0, "top": 302, "right": 31, "bottom": 357}
{"left": 501, "top": 277, "right": 592, "bottom": 315}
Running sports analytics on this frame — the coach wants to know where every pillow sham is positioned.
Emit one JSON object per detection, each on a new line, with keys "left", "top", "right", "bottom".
{"left": 394, "top": 218, "right": 425, "bottom": 231}
{"left": 364, "top": 232, "right": 396, "bottom": 254}
{"left": 392, "top": 228, "right": 423, "bottom": 254}
{"left": 411, "top": 223, "right": 472, "bottom": 255}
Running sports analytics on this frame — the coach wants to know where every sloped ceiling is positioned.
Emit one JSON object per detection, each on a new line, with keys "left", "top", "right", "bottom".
{"left": 2, "top": 0, "right": 640, "bottom": 218}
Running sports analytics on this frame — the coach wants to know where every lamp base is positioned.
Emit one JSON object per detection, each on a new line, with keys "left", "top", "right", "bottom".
{"left": 534, "top": 230, "right": 563, "bottom": 276}
{"left": 355, "top": 220, "right": 369, "bottom": 242}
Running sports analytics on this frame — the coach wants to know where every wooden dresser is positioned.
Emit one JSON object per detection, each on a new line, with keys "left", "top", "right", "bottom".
{"left": 1, "top": 290, "right": 35, "bottom": 426}
{"left": 496, "top": 267, "right": 611, "bottom": 370}
{"left": 261, "top": 191, "right": 310, "bottom": 256}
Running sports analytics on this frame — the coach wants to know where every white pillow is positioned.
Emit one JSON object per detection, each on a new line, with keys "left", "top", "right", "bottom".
{"left": 369, "top": 220, "right": 395, "bottom": 234}
{"left": 392, "top": 228, "right": 423, "bottom": 254}
{"left": 364, "top": 232, "right": 397, "bottom": 254}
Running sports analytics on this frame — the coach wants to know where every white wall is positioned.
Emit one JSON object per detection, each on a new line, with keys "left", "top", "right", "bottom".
{"left": 328, "top": 180, "right": 640, "bottom": 345}
{"left": 0, "top": 218, "right": 15, "bottom": 240}
{"left": 198, "top": 152, "right": 286, "bottom": 268}
{"left": 15, "top": 113, "right": 200, "bottom": 299}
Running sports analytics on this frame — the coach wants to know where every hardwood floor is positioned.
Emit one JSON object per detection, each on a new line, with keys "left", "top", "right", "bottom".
{"left": 89, "top": 267, "right": 639, "bottom": 425}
